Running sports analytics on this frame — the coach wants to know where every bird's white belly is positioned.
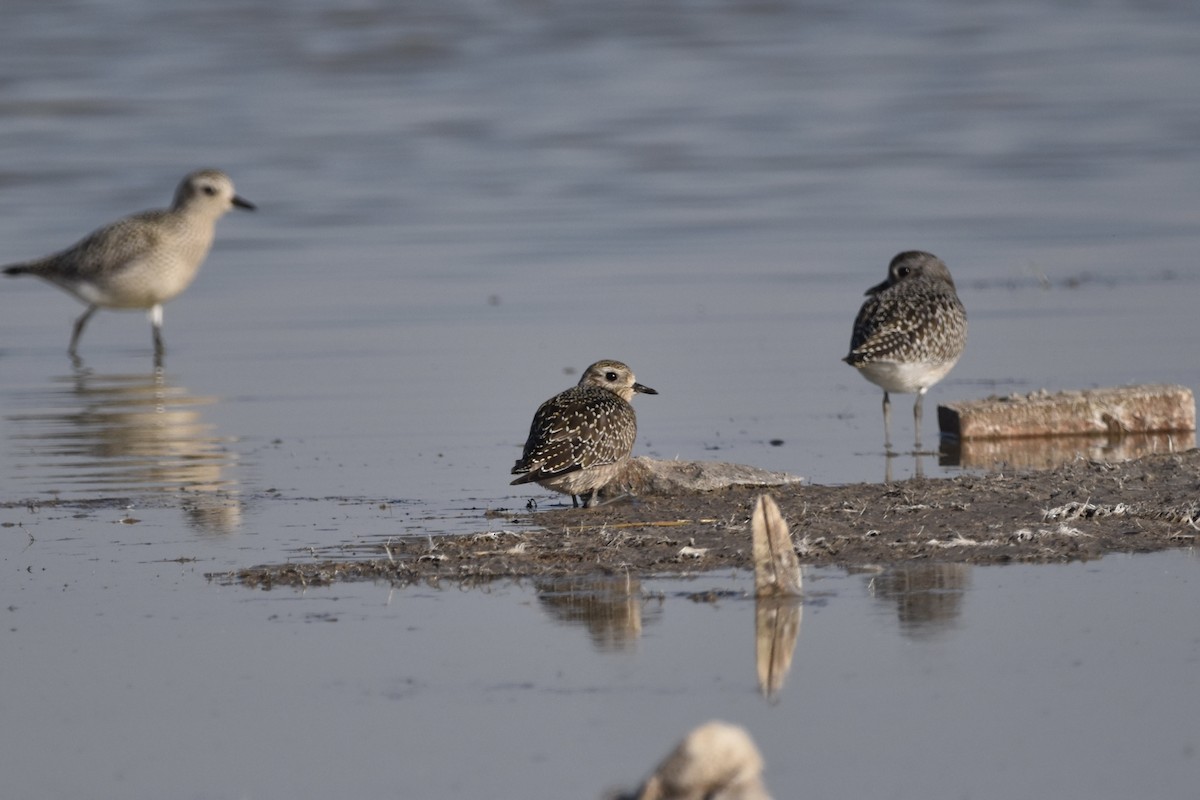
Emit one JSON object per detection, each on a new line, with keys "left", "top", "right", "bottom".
{"left": 539, "top": 461, "right": 627, "bottom": 496}
{"left": 73, "top": 257, "right": 196, "bottom": 309}
{"left": 856, "top": 358, "right": 958, "bottom": 394}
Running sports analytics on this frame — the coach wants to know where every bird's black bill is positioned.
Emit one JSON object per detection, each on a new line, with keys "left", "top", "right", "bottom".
{"left": 633, "top": 383, "right": 658, "bottom": 395}
{"left": 232, "top": 195, "right": 256, "bottom": 211}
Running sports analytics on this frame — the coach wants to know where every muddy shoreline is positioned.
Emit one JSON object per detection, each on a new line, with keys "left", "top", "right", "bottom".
{"left": 210, "top": 449, "right": 1200, "bottom": 589}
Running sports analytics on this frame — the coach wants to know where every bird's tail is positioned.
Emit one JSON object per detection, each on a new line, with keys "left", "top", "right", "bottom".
{"left": 510, "top": 461, "right": 535, "bottom": 485}
{"left": 3, "top": 263, "right": 32, "bottom": 277}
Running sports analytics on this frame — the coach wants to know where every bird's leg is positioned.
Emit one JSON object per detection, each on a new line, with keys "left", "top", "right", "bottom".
{"left": 69, "top": 305, "right": 98, "bottom": 356}
{"left": 882, "top": 391, "right": 893, "bottom": 452}
{"left": 149, "top": 304, "right": 165, "bottom": 357}
{"left": 913, "top": 389, "right": 926, "bottom": 451}
{"left": 571, "top": 495, "right": 580, "bottom": 508}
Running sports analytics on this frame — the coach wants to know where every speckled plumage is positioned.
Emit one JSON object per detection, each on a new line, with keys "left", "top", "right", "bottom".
{"left": 844, "top": 251, "right": 967, "bottom": 450}
{"left": 511, "top": 359, "right": 658, "bottom": 508}
{"left": 3, "top": 169, "right": 254, "bottom": 357}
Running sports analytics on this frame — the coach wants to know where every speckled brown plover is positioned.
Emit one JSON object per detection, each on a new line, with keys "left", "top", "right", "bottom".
{"left": 511, "top": 359, "right": 658, "bottom": 508}
{"left": 3, "top": 169, "right": 254, "bottom": 357}
{"left": 844, "top": 250, "right": 967, "bottom": 451}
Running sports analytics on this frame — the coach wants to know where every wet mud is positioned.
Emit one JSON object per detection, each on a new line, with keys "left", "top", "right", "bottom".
{"left": 210, "top": 449, "right": 1200, "bottom": 590}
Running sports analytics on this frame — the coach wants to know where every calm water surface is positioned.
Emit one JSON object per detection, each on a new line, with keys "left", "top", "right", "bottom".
{"left": 2, "top": 2, "right": 1200, "bottom": 798}
{"left": 2, "top": 0, "right": 1199, "bottom": 500}
{"left": 3, "top": 523, "right": 1199, "bottom": 799}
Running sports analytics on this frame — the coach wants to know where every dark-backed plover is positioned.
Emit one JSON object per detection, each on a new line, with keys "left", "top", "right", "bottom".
{"left": 511, "top": 359, "right": 657, "bottom": 508}
{"left": 844, "top": 250, "right": 967, "bottom": 451}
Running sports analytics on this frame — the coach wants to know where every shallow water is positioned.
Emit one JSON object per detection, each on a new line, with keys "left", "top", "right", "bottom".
{"left": 2, "top": 2, "right": 1200, "bottom": 797}
{"left": 4, "top": 522, "right": 1199, "bottom": 799}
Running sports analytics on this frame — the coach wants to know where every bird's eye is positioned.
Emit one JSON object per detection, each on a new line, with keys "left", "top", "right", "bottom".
{"left": 202, "top": 185, "right": 218, "bottom": 196}
{"left": 897, "top": 266, "right": 911, "bottom": 278}
{"left": 605, "top": 372, "right": 618, "bottom": 382}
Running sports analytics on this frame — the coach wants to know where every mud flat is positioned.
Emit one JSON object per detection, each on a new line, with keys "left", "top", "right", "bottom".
{"left": 212, "top": 449, "right": 1200, "bottom": 590}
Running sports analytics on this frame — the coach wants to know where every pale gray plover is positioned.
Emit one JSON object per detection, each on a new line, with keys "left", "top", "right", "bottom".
{"left": 844, "top": 250, "right": 967, "bottom": 451}
{"left": 3, "top": 169, "right": 254, "bottom": 357}
{"left": 511, "top": 359, "right": 657, "bottom": 508}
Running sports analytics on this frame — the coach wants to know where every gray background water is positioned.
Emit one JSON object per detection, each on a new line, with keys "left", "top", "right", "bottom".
{"left": 3, "top": 0, "right": 1200, "bottom": 501}
{"left": 2, "top": 1, "right": 1200, "bottom": 798}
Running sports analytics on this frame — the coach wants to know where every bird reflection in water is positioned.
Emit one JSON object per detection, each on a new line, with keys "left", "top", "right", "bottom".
{"left": 535, "top": 574, "right": 660, "bottom": 652}
{"left": 881, "top": 437, "right": 961, "bottom": 483}
{"left": 537, "top": 496, "right": 806, "bottom": 705}
{"left": 4, "top": 360, "right": 241, "bottom": 534}
{"left": 859, "top": 563, "right": 971, "bottom": 639}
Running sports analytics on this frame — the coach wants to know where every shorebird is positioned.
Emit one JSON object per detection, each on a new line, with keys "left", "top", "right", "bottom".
{"left": 844, "top": 250, "right": 967, "bottom": 451}
{"left": 3, "top": 169, "right": 254, "bottom": 357}
{"left": 511, "top": 359, "right": 657, "bottom": 508}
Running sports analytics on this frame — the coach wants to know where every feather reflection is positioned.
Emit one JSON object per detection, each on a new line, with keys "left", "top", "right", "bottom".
{"left": 754, "top": 598, "right": 801, "bottom": 703}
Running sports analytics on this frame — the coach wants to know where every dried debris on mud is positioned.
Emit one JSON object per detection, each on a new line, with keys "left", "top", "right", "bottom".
{"left": 210, "top": 450, "right": 1200, "bottom": 590}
